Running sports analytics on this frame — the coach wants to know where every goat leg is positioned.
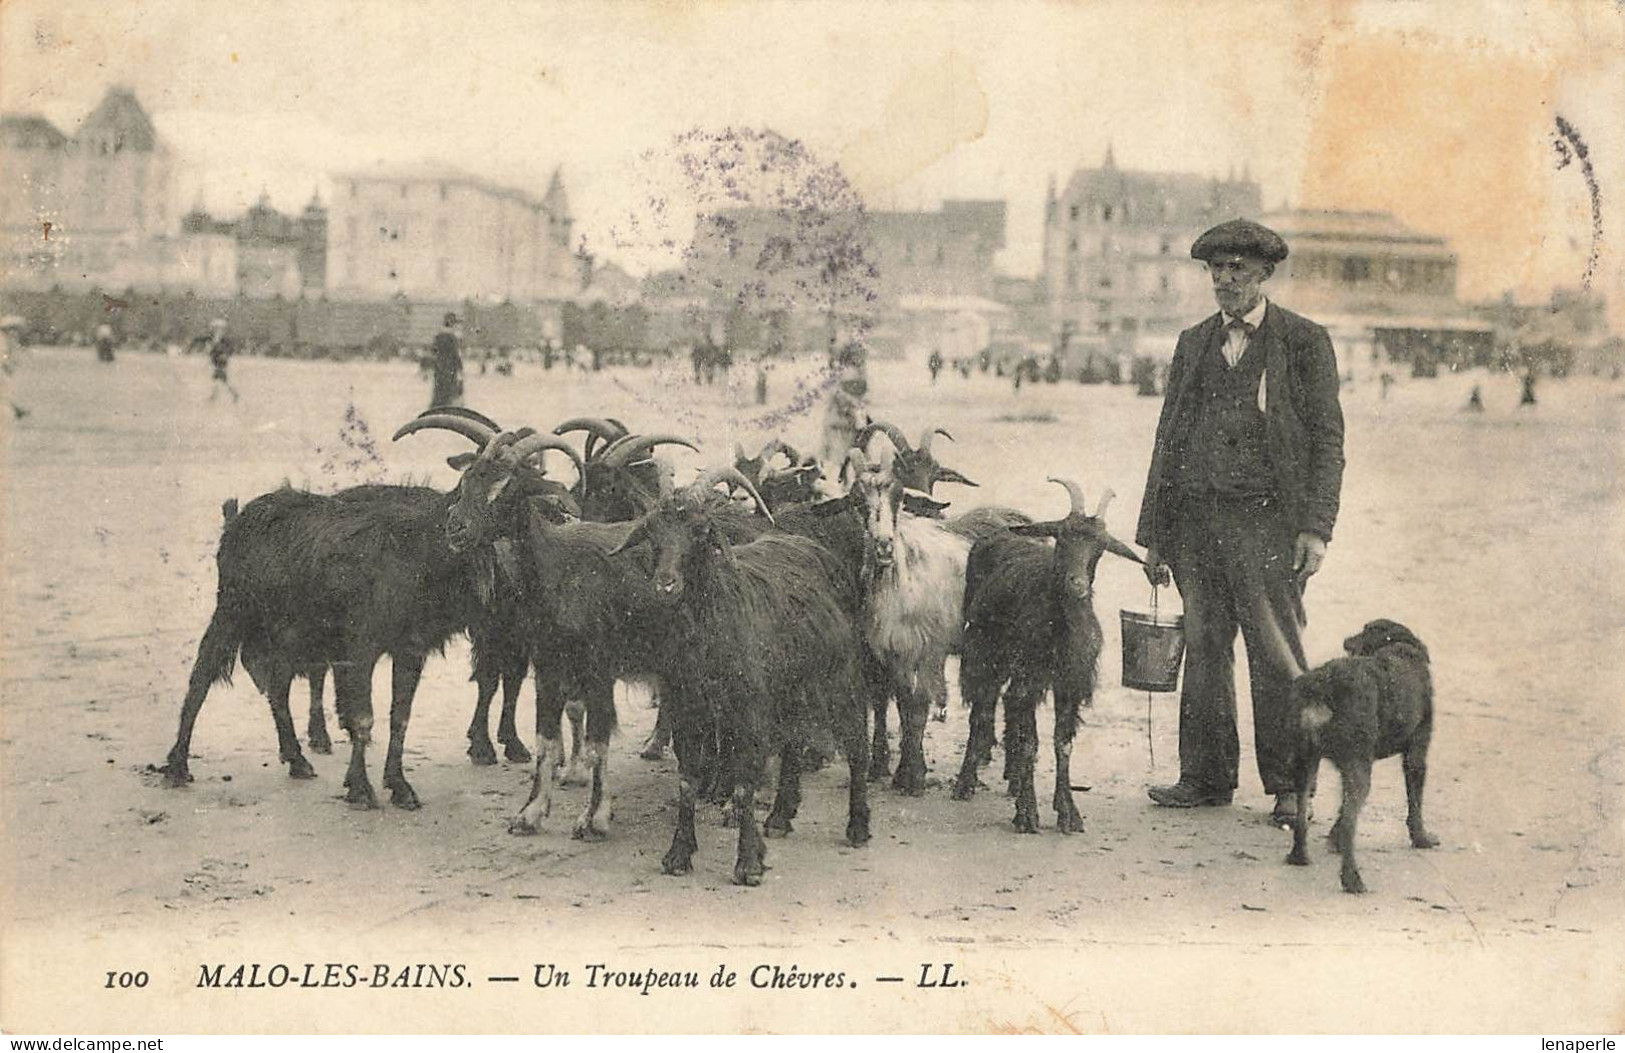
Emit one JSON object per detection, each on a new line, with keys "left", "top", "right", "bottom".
{"left": 572, "top": 683, "right": 616, "bottom": 840}
{"left": 497, "top": 654, "right": 531, "bottom": 764}
{"left": 305, "top": 666, "right": 332, "bottom": 754}
{"left": 511, "top": 676, "right": 567, "bottom": 834}
{"left": 662, "top": 720, "right": 706, "bottom": 876}
{"left": 764, "top": 742, "right": 801, "bottom": 838}
{"left": 335, "top": 665, "right": 379, "bottom": 809}
{"left": 953, "top": 670, "right": 999, "bottom": 800}
{"left": 571, "top": 742, "right": 609, "bottom": 841}
{"left": 382, "top": 653, "right": 423, "bottom": 810}
{"left": 839, "top": 686, "right": 873, "bottom": 847}
{"left": 559, "top": 700, "right": 588, "bottom": 786}
{"left": 867, "top": 691, "right": 892, "bottom": 782}
{"left": 1009, "top": 697, "right": 1041, "bottom": 833}
{"left": 466, "top": 665, "right": 501, "bottom": 766}
{"left": 891, "top": 676, "right": 930, "bottom": 796}
{"left": 268, "top": 676, "right": 316, "bottom": 780}
{"left": 1051, "top": 690, "right": 1083, "bottom": 834}
{"left": 731, "top": 762, "right": 768, "bottom": 887}
{"left": 640, "top": 697, "right": 671, "bottom": 761}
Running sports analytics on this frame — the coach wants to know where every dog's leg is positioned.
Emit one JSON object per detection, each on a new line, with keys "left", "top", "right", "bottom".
{"left": 1337, "top": 760, "right": 1371, "bottom": 894}
{"left": 1403, "top": 725, "right": 1439, "bottom": 849}
{"left": 1286, "top": 747, "right": 1319, "bottom": 867}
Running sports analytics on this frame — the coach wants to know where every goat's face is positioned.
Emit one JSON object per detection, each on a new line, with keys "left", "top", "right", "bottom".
{"left": 856, "top": 471, "right": 905, "bottom": 570}
{"left": 446, "top": 455, "right": 516, "bottom": 553}
{"left": 1011, "top": 481, "right": 1143, "bottom": 602}
{"left": 629, "top": 495, "right": 723, "bottom": 602}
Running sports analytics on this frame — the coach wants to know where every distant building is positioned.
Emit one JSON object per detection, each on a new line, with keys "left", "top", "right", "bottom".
{"left": 1261, "top": 208, "right": 1490, "bottom": 371}
{"left": 182, "top": 189, "right": 328, "bottom": 297}
{"left": 325, "top": 163, "right": 579, "bottom": 303}
{"left": 676, "top": 200, "right": 1007, "bottom": 356}
{"left": 0, "top": 86, "right": 176, "bottom": 289}
{"left": 1042, "top": 147, "right": 1262, "bottom": 354}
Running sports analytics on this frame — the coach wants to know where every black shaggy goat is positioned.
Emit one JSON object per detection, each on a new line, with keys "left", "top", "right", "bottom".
{"left": 161, "top": 428, "right": 583, "bottom": 809}
{"left": 953, "top": 479, "right": 1142, "bottom": 833}
{"left": 612, "top": 469, "right": 873, "bottom": 886}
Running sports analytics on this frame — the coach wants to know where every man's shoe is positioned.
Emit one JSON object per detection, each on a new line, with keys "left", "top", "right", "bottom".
{"left": 1148, "top": 781, "right": 1233, "bottom": 808}
{"left": 1270, "top": 793, "right": 1313, "bottom": 825}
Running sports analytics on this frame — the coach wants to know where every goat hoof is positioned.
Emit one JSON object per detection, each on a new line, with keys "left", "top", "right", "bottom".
{"left": 1411, "top": 829, "right": 1440, "bottom": 849}
{"left": 1287, "top": 850, "right": 1310, "bottom": 867}
{"left": 467, "top": 741, "right": 498, "bottom": 766}
{"left": 1341, "top": 871, "right": 1368, "bottom": 894}
{"left": 931, "top": 708, "right": 947, "bottom": 723}
{"left": 951, "top": 778, "right": 978, "bottom": 801}
{"left": 733, "top": 864, "right": 764, "bottom": 887}
{"left": 1054, "top": 812, "right": 1084, "bottom": 835}
{"left": 508, "top": 817, "right": 540, "bottom": 836}
{"left": 346, "top": 789, "right": 379, "bottom": 811}
{"left": 307, "top": 727, "right": 332, "bottom": 754}
{"left": 1012, "top": 807, "right": 1040, "bottom": 834}
{"left": 558, "top": 769, "right": 586, "bottom": 788}
{"left": 160, "top": 765, "right": 193, "bottom": 788}
{"left": 390, "top": 788, "right": 421, "bottom": 810}
{"left": 639, "top": 745, "right": 667, "bottom": 762}
{"left": 572, "top": 821, "right": 607, "bottom": 842}
{"left": 764, "top": 818, "right": 793, "bottom": 838}
{"left": 846, "top": 817, "right": 872, "bottom": 847}
{"left": 660, "top": 853, "right": 693, "bottom": 876}
{"left": 503, "top": 741, "right": 532, "bottom": 764}
{"left": 287, "top": 756, "right": 318, "bottom": 780}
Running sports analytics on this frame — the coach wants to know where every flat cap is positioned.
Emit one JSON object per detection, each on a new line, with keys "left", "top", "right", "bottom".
{"left": 1190, "top": 219, "right": 1288, "bottom": 264}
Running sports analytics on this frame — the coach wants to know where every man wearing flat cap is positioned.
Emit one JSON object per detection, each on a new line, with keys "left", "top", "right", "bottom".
{"left": 1136, "top": 218, "right": 1345, "bottom": 824}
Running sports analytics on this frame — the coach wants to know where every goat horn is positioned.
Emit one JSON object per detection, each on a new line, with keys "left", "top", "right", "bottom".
{"left": 555, "top": 417, "right": 630, "bottom": 462}
{"left": 509, "top": 435, "right": 587, "bottom": 495}
{"left": 1048, "top": 477, "right": 1088, "bottom": 517}
{"left": 855, "top": 420, "right": 911, "bottom": 458}
{"left": 600, "top": 434, "right": 701, "bottom": 469}
{"left": 689, "top": 466, "right": 776, "bottom": 525}
{"left": 917, "top": 427, "right": 954, "bottom": 458}
{"left": 393, "top": 413, "right": 498, "bottom": 447}
{"left": 932, "top": 465, "right": 979, "bottom": 488}
{"left": 420, "top": 405, "right": 503, "bottom": 432}
{"left": 1094, "top": 488, "right": 1116, "bottom": 519}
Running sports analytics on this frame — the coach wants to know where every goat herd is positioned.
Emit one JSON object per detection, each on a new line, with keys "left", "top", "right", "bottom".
{"left": 158, "top": 409, "right": 1147, "bottom": 887}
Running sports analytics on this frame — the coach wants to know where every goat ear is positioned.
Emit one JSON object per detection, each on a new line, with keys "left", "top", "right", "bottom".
{"left": 934, "top": 467, "right": 979, "bottom": 488}
{"left": 901, "top": 491, "right": 951, "bottom": 516}
{"left": 1104, "top": 534, "right": 1145, "bottom": 564}
{"left": 484, "top": 475, "right": 512, "bottom": 505}
{"left": 607, "top": 520, "right": 647, "bottom": 557}
{"left": 810, "top": 492, "right": 854, "bottom": 517}
{"left": 446, "top": 452, "right": 479, "bottom": 471}
{"left": 1011, "top": 520, "right": 1060, "bottom": 539}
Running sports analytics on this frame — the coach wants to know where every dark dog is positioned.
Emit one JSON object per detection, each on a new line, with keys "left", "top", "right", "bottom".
{"left": 1286, "top": 619, "right": 1439, "bottom": 893}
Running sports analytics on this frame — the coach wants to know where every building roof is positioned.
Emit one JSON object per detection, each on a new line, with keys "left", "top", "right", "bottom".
{"left": 1059, "top": 164, "right": 1261, "bottom": 228}
{"left": 333, "top": 160, "right": 569, "bottom": 217}
{"left": 1260, "top": 208, "right": 1448, "bottom": 247}
{"left": 0, "top": 114, "right": 68, "bottom": 149}
{"left": 75, "top": 87, "right": 159, "bottom": 152}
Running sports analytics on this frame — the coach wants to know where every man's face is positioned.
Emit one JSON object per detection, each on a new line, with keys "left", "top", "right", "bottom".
{"left": 1207, "top": 255, "right": 1272, "bottom": 317}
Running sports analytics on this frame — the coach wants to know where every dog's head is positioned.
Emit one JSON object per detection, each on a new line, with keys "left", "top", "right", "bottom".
{"left": 1343, "top": 619, "right": 1429, "bottom": 662}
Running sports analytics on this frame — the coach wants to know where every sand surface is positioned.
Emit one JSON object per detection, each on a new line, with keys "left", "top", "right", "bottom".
{"left": 2, "top": 348, "right": 1621, "bottom": 1033}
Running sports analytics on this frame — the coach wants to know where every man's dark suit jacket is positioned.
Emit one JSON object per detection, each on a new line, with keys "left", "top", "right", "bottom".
{"left": 1134, "top": 302, "right": 1346, "bottom": 553}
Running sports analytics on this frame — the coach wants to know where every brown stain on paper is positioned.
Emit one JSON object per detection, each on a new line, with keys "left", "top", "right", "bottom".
{"left": 839, "top": 48, "right": 988, "bottom": 198}
{"left": 1297, "top": 30, "right": 1562, "bottom": 291}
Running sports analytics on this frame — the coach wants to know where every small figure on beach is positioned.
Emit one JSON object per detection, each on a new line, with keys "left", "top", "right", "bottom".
{"left": 1465, "top": 384, "right": 1484, "bottom": 412}
{"left": 95, "top": 323, "right": 117, "bottom": 364}
{"left": 927, "top": 348, "right": 943, "bottom": 384}
{"left": 205, "top": 318, "right": 240, "bottom": 403}
{"left": 429, "top": 312, "right": 465, "bottom": 410}
{"left": 1519, "top": 369, "right": 1538, "bottom": 408}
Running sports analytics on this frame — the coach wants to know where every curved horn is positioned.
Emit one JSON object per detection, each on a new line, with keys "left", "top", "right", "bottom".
{"left": 419, "top": 405, "right": 503, "bottom": 432}
{"left": 689, "top": 466, "right": 776, "bottom": 525}
{"left": 600, "top": 434, "right": 701, "bottom": 469}
{"left": 1048, "top": 477, "right": 1088, "bottom": 517}
{"left": 393, "top": 413, "right": 498, "bottom": 447}
{"left": 509, "top": 434, "right": 587, "bottom": 493}
{"left": 554, "top": 417, "right": 630, "bottom": 462}
{"left": 917, "top": 427, "right": 954, "bottom": 458}
{"left": 1093, "top": 488, "right": 1116, "bottom": 520}
{"left": 854, "top": 420, "right": 912, "bottom": 458}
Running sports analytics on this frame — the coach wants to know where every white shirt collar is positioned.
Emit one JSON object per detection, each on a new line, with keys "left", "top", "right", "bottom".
{"left": 1226, "top": 297, "right": 1269, "bottom": 329}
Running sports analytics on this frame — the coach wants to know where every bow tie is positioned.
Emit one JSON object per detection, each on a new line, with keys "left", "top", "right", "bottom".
{"left": 1225, "top": 317, "right": 1256, "bottom": 337}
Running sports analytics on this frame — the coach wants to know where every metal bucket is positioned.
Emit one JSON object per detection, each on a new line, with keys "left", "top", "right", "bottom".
{"left": 1120, "top": 591, "right": 1185, "bottom": 692}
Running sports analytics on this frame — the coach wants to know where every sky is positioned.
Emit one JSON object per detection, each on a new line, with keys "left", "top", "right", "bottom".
{"left": 3, "top": 0, "right": 1622, "bottom": 314}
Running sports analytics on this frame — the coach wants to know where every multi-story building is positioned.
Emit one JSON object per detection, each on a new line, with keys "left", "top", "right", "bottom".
{"left": 1042, "top": 148, "right": 1261, "bottom": 352}
{"left": 325, "top": 163, "right": 579, "bottom": 303}
{"left": 1260, "top": 208, "right": 1489, "bottom": 371}
{"left": 183, "top": 190, "right": 328, "bottom": 297}
{"left": 0, "top": 86, "right": 176, "bottom": 289}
